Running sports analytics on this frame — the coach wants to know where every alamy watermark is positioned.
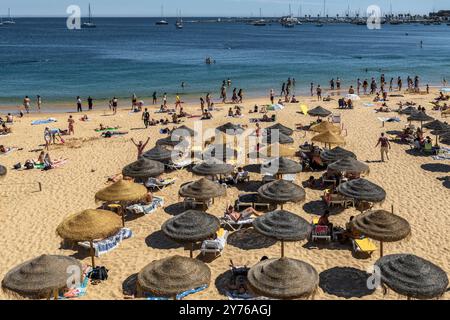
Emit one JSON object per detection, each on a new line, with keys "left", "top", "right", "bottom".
{"left": 66, "top": 5, "right": 81, "bottom": 30}
{"left": 367, "top": 5, "right": 382, "bottom": 30}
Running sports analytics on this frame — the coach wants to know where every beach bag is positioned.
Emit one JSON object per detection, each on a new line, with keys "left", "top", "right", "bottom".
{"left": 88, "top": 266, "right": 109, "bottom": 281}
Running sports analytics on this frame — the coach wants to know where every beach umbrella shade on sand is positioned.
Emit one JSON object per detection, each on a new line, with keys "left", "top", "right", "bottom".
{"left": 56, "top": 209, "right": 122, "bottom": 267}
{"left": 215, "top": 122, "right": 245, "bottom": 135}
{"left": 398, "top": 106, "right": 417, "bottom": 115}
{"left": 258, "top": 180, "right": 306, "bottom": 209}
{"left": 162, "top": 210, "right": 220, "bottom": 258}
{"left": 192, "top": 161, "right": 234, "bottom": 177}
{"left": 337, "top": 178, "right": 386, "bottom": 207}
{"left": 253, "top": 210, "right": 311, "bottom": 257}
{"left": 320, "top": 146, "right": 356, "bottom": 163}
{"left": 0, "top": 164, "right": 6, "bottom": 177}
{"left": 327, "top": 157, "right": 370, "bottom": 174}
{"left": 142, "top": 145, "right": 176, "bottom": 162}
{"left": 407, "top": 112, "right": 434, "bottom": 129}
{"left": 137, "top": 255, "right": 211, "bottom": 299}
{"left": 122, "top": 158, "right": 165, "bottom": 180}
{"left": 247, "top": 257, "right": 319, "bottom": 299}
{"left": 263, "top": 130, "right": 294, "bottom": 145}
{"left": 307, "top": 106, "right": 332, "bottom": 118}
{"left": 203, "top": 144, "right": 238, "bottom": 162}
{"left": 350, "top": 209, "right": 411, "bottom": 257}
{"left": 95, "top": 179, "right": 148, "bottom": 226}
{"left": 261, "top": 157, "right": 302, "bottom": 177}
{"left": 179, "top": 178, "right": 226, "bottom": 207}
{"left": 312, "top": 130, "right": 346, "bottom": 149}
{"left": 266, "top": 123, "right": 294, "bottom": 136}
{"left": 374, "top": 254, "right": 449, "bottom": 300}
{"left": 310, "top": 121, "right": 341, "bottom": 134}
{"left": 2, "top": 254, "right": 82, "bottom": 299}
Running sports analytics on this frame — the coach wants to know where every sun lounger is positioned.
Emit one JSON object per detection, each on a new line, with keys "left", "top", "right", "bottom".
{"left": 352, "top": 238, "right": 377, "bottom": 256}
{"left": 234, "top": 171, "right": 250, "bottom": 183}
{"left": 78, "top": 228, "right": 132, "bottom": 257}
{"left": 145, "top": 177, "right": 176, "bottom": 190}
{"left": 201, "top": 228, "right": 229, "bottom": 257}
{"left": 126, "top": 197, "right": 164, "bottom": 215}
{"left": 311, "top": 220, "right": 332, "bottom": 242}
{"left": 322, "top": 190, "right": 354, "bottom": 208}
{"left": 183, "top": 197, "right": 212, "bottom": 209}
{"left": 220, "top": 215, "right": 255, "bottom": 231}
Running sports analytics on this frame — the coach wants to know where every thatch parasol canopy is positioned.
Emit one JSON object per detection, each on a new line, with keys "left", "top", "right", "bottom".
{"left": 2, "top": 255, "right": 82, "bottom": 299}
{"left": 407, "top": 112, "right": 434, "bottom": 123}
{"left": 156, "top": 135, "right": 190, "bottom": 149}
{"left": 179, "top": 178, "right": 226, "bottom": 200}
{"left": 350, "top": 210, "right": 411, "bottom": 242}
{"left": 263, "top": 131, "right": 294, "bottom": 145}
{"left": 266, "top": 123, "right": 294, "bottom": 136}
{"left": 247, "top": 257, "right": 319, "bottom": 299}
{"left": 423, "top": 120, "right": 449, "bottom": 131}
{"left": 95, "top": 179, "right": 148, "bottom": 203}
{"left": 253, "top": 210, "right": 311, "bottom": 241}
{"left": 320, "top": 147, "right": 356, "bottom": 162}
{"left": 0, "top": 164, "right": 6, "bottom": 177}
{"left": 398, "top": 106, "right": 417, "bottom": 115}
{"left": 137, "top": 255, "right": 211, "bottom": 297}
{"left": 122, "top": 158, "right": 165, "bottom": 179}
{"left": 337, "top": 178, "right": 386, "bottom": 203}
{"left": 375, "top": 254, "right": 449, "bottom": 299}
{"left": 258, "top": 180, "right": 306, "bottom": 204}
{"left": 327, "top": 157, "right": 369, "bottom": 174}
{"left": 142, "top": 145, "right": 175, "bottom": 162}
{"left": 261, "top": 157, "right": 302, "bottom": 175}
{"left": 172, "top": 125, "right": 197, "bottom": 137}
{"left": 56, "top": 209, "right": 122, "bottom": 242}
{"left": 162, "top": 210, "right": 220, "bottom": 243}
{"left": 312, "top": 130, "right": 346, "bottom": 146}
{"left": 310, "top": 121, "right": 341, "bottom": 134}
{"left": 216, "top": 122, "right": 245, "bottom": 135}
{"left": 192, "top": 161, "right": 234, "bottom": 176}
{"left": 308, "top": 106, "right": 332, "bottom": 118}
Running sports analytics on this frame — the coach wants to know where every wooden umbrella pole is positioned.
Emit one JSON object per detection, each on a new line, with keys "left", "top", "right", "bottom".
{"left": 391, "top": 204, "right": 394, "bottom": 214}
{"left": 53, "top": 288, "right": 58, "bottom": 300}
{"left": 380, "top": 241, "right": 384, "bottom": 257}
{"left": 119, "top": 205, "right": 125, "bottom": 227}
{"left": 90, "top": 240, "right": 96, "bottom": 268}
{"left": 281, "top": 240, "right": 285, "bottom": 258}
{"left": 190, "top": 243, "right": 194, "bottom": 258}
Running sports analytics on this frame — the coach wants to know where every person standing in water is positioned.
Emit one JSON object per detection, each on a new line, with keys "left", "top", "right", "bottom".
{"left": 76, "top": 96, "right": 82, "bottom": 112}
{"left": 281, "top": 82, "right": 286, "bottom": 96}
{"left": 131, "top": 137, "right": 150, "bottom": 160}
{"left": 37, "top": 95, "right": 42, "bottom": 111}
{"left": 152, "top": 91, "right": 157, "bottom": 105}
{"left": 23, "top": 96, "right": 31, "bottom": 113}
{"left": 87, "top": 96, "right": 93, "bottom": 110}
{"left": 238, "top": 89, "right": 243, "bottom": 103}
{"left": 112, "top": 97, "right": 118, "bottom": 114}
{"left": 163, "top": 93, "right": 167, "bottom": 107}
{"left": 310, "top": 83, "right": 314, "bottom": 96}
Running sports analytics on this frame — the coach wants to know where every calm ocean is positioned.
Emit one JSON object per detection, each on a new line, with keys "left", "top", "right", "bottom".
{"left": 1, "top": 18, "right": 450, "bottom": 107}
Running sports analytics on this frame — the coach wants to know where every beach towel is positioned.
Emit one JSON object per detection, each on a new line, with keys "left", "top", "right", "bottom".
{"left": 267, "top": 104, "right": 284, "bottom": 111}
{"left": 126, "top": 197, "right": 164, "bottom": 215}
{"left": 226, "top": 291, "right": 270, "bottom": 300}
{"left": 363, "top": 103, "right": 375, "bottom": 107}
{"left": 432, "top": 147, "right": 450, "bottom": 160}
{"left": 95, "top": 128, "right": 118, "bottom": 132}
{"left": 0, "top": 147, "right": 17, "bottom": 156}
{"left": 78, "top": 228, "right": 133, "bottom": 257}
{"left": 377, "top": 117, "right": 401, "bottom": 123}
{"left": 31, "top": 118, "right": 57, "bottom": 125}
{"left": 146, "top": 285, "right": 208, "bottom": 300}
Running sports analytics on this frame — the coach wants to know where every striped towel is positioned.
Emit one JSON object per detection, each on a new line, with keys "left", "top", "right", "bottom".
{"left": 126, "top": 197, "right": 164, "bottom": 215}
{"left": 79, "top": 228, "right": 133, "bottom": 257}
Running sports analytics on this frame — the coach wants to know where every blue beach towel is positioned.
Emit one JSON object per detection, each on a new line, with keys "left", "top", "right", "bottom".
{"left": 31, "top": 118, "right": 57, "bottom": 125}
{"left": 146, "top": 285, "right": 208, "bottom": 300}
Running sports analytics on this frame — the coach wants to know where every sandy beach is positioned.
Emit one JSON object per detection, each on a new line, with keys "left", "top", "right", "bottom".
{"left": 0, "top": 89, "right": 449, "bottom": 300}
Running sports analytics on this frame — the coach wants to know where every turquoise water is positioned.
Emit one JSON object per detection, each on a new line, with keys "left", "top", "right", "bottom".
{"left": 1, "top": 18, "right": 450, "bottom": 106}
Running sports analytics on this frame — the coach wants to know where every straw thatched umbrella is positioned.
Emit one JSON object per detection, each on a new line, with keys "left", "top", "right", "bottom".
{"left": 95, "top": 179, "right": 148, "bottom": 226}
{"left": 308, "top": 106, "right": 332, "bottom": 118}
{"left": 261, "top": 157, "right": 302, "bottom": 177}
{"left": 56, "top": 209, "right": 122, "bottom": 267}
{"left": 192, "top": 161, "right": 234, "bottom": 177}
{"left": 172, "top": 125, "right": 197, "bottom": 137}
{"left": 253, "top": 210, "right": 311, "bottom": 257}
{"left": 263, "top": 131, "right": 294, "bottom": 145}
{"left": 407, "top": 112, "right": 434, "bottom": 129}
{"left": 179, "top": 178, "right": 226, "bottom": 208}
{"left": 266, "top": 123, "right": 294, "bottom": 136}
{"left": 427, "top": 121, "right": 450, "bottom": 146}
{"left": 440, "top": 133, "right": 450, "bottom": 145}
{"left": 398, "top": 106, "right": 417, "bottom": 115}
{"left": 350, "top": 209, "right": 411, "bottom": 257}
{"left": 122, "top": 158, "right": 165, "bottom": 180}
{"left": 216, "top": 122, "right": 245, "bottom": 135}
{"left": 0, "top": 164, "right": 6, "bottom": 177}
{"left": 312, "top": 130, "right": 346, "bottom": 149}
{"left": 320, "top": 146, "right": 356, "bottom": 163}
{"left": 258, "top": 180, "right": 306, "bottom": 209}
{"left": 310, "top": 121, "right": 341, "bottom": 134}
{"left": 142, "top": 145, "right": 175, "bottom": 162}
{"left": 2, "top": 254, "right": 82, "bottom": 299}
{"left": 137, "top": 255, "right": 211, "bottom": 298}
{"left": 162, "top": 210, "right": 220, "bottom": 258}
{"left": 156, "top": 135, "right": 190, "bottom": 149}
{"left": 375, "top": 254, "right": 449, "bottom": 300}
{"left": 327, "top": 157, "right": 370, "bottom": 174}
{"left": 203, "top": 144, "right": 237, "bottom": 162}
{"left": 337, "top": 178, "right": 386, "bottom": 204}
{"left": 247, "top": 257, "right": 319, "bottom": 299}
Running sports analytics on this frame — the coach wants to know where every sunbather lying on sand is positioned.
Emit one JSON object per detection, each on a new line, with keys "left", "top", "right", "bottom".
{"left": 102, "top": 131, "right": 128, "bottom": 138}
{"left": 225, "top": 205, "right": 261, "bottom": 222}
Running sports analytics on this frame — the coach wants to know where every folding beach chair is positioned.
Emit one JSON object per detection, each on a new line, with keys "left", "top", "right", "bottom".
{"left": 311, "top": 218, "right": 332, "bottom": 242}
{"left": 220, "top": 215, "right": 255, "bottom": 231}
{"left": 352, "top": 238, "right": 377, "bottom": 256}
{"left": 145, "top": 177, "right": 176, "bottom": 191}
{"left": 322, "top": 190, "right": 354, "bottom": 208}
{"left": 166, "top": 159, "right": 192, "bottom": 171}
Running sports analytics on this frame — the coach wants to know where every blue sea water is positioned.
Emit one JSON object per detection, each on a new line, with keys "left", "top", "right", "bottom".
{"left": 1, "top": 18, "right": 450, "bottom": 106}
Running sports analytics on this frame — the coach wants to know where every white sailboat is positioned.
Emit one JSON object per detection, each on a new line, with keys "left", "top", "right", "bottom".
{"left": 156, "top": 5, "right": 169, "bottom": 25}
{"left": 3, "top": 8, "right": 15, "bottom": 25}
{"left": 82, "top": 4, "right": 96, "bottom": 28}
{"left": 253, "top": 8, "right": 266, "bottom": 26}
{"left": 175, "top": 10, "right": 183, "bottom": 29}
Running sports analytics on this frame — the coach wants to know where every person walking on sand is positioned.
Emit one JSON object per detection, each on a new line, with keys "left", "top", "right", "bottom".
{"left": 281, "top": 82, "right": 286, "bottom": 97}
{"left": 44, "top": 127, "right": 51, "bottom": 151}
{"left": 142, "top": 108, "right": 150, "bottom": 128}
{"left": 238, "top": 89, "right": 243, "bottom": 103}
{"left": 152, "top": 91, "right": 157, "bottom": 105}
{"left": 131, "top": 137, "right": 150, "bottom": 159}
{"left": 87, "top": 96, "right": 93, "bottom": 110}
{"left": 68, "top": 115, "right": 75, "bottom": 135}
{"left": 375, "top": 132, "right": 391, "bottom": 162}
{"left": 316, "top": 85, "right": 322, "bottom": 101}
{"left": 112, "top": 97, "right": 118, "bottom": 114}
{"left": 270, "top": 89, "right": 275, "bottom": 104}
{"left": 23, "top": 96, "right": 31, "bottom": 113}
{"left": 37, "top": 95, "right": 42, "bottom": 111}
{"left": 175, "top": 94, "right": 182, "bottom": 110}
{"left": 76, "top": 96, "right": 82, "bottom": 112}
